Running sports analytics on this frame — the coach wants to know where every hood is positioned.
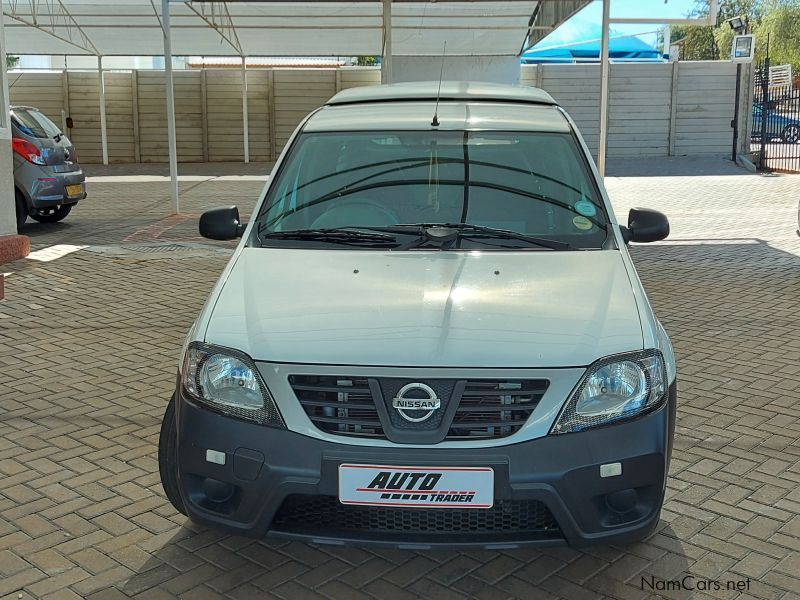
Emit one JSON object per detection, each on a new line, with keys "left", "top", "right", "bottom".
{"left": 204, "top": 248, "right": 644, "bottom": 368}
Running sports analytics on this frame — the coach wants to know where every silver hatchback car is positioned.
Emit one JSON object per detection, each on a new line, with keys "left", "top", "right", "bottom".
{"left": 11, "top": 105, "right": 86, "bottom": 229}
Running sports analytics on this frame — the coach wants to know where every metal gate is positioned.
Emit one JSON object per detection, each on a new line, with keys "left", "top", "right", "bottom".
{"left": 753, "top": 60, "right": 800, "bottom": 173}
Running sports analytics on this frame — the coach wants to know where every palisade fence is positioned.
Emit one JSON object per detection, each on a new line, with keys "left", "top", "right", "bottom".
{"left": 8, "top": 62, "right": 748, "bottom": 164}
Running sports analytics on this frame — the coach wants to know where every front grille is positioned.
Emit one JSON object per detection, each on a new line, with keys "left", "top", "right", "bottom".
{"left": 290, "top": 375, "right": 384, "bottom": 438}
{"left": 291, "top": 375, "right": 549, "bottom": 441}
{"left": 448, "top": 379, "right": 549, "bottom": 440}
{"left": 271, "top": 494, "right": 562, "bottom": 543}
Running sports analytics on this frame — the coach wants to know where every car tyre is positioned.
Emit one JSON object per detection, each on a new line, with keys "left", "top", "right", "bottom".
{"left": 15, "top": 190, "right": 28, "bottom": 230}
{"left": 30, "top": 205, "right": 72, "bottom": 224}
{"left": 159, "top": 395, "right": 187, "bottom": 515}
{"left": 781, "top": 124, "right": 800, "bottom": 144}
{"left": 31, "top": 204, "right": 72, "bottom": 223}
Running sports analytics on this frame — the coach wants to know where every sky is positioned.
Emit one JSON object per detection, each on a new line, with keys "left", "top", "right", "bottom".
{"left": 536, "top": 0, "right": 701, "bottom": 50}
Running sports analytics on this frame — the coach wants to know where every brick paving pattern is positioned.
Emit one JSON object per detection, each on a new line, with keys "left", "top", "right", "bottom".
{"left": 1, "top": 157, "right": 798, "bottom": 599}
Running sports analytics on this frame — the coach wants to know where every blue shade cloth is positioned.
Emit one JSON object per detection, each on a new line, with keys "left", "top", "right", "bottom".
{"left": 523, "top": 36, "right": 661, "bottom": 63}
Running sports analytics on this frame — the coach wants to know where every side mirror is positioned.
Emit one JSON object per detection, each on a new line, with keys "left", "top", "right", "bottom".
{"left": 620, "top": 208, "right": 670, "bottom": 244}
{"left": 199, "top": 206, "right": 245, "bottom": 240}
{"left": 65, "top": 117, "right": 74, "bottom": 129}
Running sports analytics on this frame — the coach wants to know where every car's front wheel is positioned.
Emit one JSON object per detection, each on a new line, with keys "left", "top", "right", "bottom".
{"left": 159, "top": 395, "right": 187, "bottom": 515}
{"left": 781, "top": 124, "right": 800, "bottom": 144}
{"left": 30, "top": 205, "right": 72, "bottom": 223}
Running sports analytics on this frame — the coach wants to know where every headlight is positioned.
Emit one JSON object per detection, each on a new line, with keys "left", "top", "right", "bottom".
{"left": 551, "top": 350, "right": 666, "bottom": 434}
{"left": 181, "top": 342, "right": 284, "bottom": 427}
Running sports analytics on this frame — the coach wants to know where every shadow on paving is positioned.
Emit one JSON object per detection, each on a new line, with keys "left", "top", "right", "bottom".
{"left": 120, "top": 522, "right": 688, "bottom": 598}
{"left": 16, "top": 178, "right": 263, "bottom": 249}
{"left": 112, "top": 244, "right": 800, "bottom": 599}
{"left": 1, "top": 229, "right": 798, "bottom": 598}
{"left": 83, "top": 162, "right": 273, "bottom": 178}
{"left": 606, "top": 156, "right": 748, "bottom": 178}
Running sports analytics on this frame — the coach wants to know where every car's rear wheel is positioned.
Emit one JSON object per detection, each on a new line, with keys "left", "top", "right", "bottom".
{"left": 14, "top": 190, "right": 28, "bottom": 230}
{"left": 781, "top": 124, "right": 800, "bottom": 144}
{"left": 159, "top": 395, "right": 187, "bottom": 515}
{"left": 30, "top": 205, "right": 72, "bottom": 223}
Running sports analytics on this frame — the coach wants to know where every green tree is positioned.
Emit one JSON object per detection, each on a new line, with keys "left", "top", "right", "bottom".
{"left": 669, "top": 0, "right": 800, "bottom": 68}
{"left": 671, "top": 0, "right": 761, "bottom": 59}
{"left": 355, "top": 56, "right": 380, "bottom": 66}
{"left": 756, "top": 1, "right": 800, "bottom": 70}
{"left": 6, "top": 55, "right": 19, "bottom": 69}
{"left": 672, "top": 24, "right": 718, "bottom": 59}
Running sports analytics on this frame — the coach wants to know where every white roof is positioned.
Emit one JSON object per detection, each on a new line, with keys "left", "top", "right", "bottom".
{"left": 186, "top": 56, "right": 347, "bottom": 68}
{"left": 328, "top": 81, "right": 557, "bottom": 106}
{"left": 1, "top": 1, "right": 590, "bottom": 57}
{"left": 306, "top": 100, "right": 570, "bottom": 132}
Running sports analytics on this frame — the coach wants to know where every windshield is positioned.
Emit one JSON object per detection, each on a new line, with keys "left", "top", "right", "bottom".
{"left": 12, "top": 108, "right": 62, "bottom": 139}
{"left": 255, "top": 130, "right": 608, "bottom": 250}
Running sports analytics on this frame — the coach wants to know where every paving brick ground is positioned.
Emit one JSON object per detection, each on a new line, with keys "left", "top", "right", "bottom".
{"left": 1, "top": 157, "right": 798, "bottom": 600}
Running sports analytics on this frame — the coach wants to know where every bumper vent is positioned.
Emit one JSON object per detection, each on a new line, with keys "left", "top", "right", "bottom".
{"left": 291, "top": 375, "right": 548, "bottom": 442}
{"left": 289, "top": 375, "right": 384, "bottom": 438}
{"left": 272, "top": 494, "right": 562, "bottom": 543}
{"left": 449, "top": 379, "right": 549, "bottom": 440}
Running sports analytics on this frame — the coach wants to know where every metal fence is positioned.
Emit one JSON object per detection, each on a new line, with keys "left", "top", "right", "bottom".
{"left": 753, "top": 60, "right": 800, "bottom": 173}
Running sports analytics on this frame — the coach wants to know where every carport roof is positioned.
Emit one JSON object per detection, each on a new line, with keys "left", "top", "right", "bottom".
{"left": 1, "top": 1, "right": 590, "bottom": 57}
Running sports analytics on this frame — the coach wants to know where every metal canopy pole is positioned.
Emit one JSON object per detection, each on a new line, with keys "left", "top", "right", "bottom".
{"left": 162, "top": 0, "right": 179, "bottom": 213}
{"left": 97, "top": 56, "right": 109, "bottom": 165}
{"left": 381, "top": 0, "right": 392, "bottom": 84}
{"left": 597, "top": 0, "right": 611, "bottom": 177}
{"left": 0, "top": 9, "right": 9, "bottom": 129}
{"left": 241, "top": 58, "right": 249, "bottom": 163}
{"left": 1, "top": 8, "right": 17, "bottom": 238}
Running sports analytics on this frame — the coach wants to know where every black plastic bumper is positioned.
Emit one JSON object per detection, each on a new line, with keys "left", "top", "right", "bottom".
{"left": 175, "top": 382, "right": 676, "bottom": 548}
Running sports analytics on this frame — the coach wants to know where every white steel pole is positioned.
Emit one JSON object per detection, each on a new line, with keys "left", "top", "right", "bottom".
{"left": 1, "top": 8, "right": 18, "bottom": 237}
{"left": 598, "top": 0, "right": 611, "bottom": 177}
{"left": 241, "top": 58, "right": 249, "bottom": 163}
{"left": 0, "top": 9, "right": 9, "bottom": 128}
{"left": 97, "top": 56, "right": 109, "bottom": 165}
{"left": 382, "top": 0, "right": 392, "bottom": 84}
{"left": 162, "top": 0, "right": 179, "bottom": 213}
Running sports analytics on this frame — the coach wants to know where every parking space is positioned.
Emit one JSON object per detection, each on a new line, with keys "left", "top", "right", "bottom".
{"left": 1, "top": 157, "right": 799, "bottom": 600}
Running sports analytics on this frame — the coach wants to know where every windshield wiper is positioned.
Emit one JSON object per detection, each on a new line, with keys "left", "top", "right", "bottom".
{"left": 260, "top": 227, "right": 398, "bottom": 247}
{"left": 392, "top": 223, "right": 575, "bottom": 251}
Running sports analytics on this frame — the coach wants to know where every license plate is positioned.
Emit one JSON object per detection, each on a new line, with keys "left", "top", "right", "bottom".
{"left": 66, "top": 184, "right": 82, "bottom": 197}
{"left": 338, "top": 464, "right": 494, "bottom": 508}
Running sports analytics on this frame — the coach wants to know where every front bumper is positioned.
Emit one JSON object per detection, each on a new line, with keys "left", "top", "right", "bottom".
{"left": 175, "top": 382, "right": 676, "bottom": 548}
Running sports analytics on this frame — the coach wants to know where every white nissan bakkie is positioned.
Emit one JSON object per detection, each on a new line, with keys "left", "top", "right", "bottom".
{"left": 159, "top": 82, "right": 677, "bottom": 548}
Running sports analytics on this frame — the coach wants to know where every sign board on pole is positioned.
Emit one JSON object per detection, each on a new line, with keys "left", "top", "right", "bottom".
{"left": 732, "top": 35, "right": 756, "bottom": 63}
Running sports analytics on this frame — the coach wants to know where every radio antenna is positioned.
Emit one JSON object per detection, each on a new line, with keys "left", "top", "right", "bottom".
{"left": 431, "top": 41, "right": 446, "bottom": 127}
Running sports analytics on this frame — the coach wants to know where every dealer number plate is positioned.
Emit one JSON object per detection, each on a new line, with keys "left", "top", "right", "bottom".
{"left": 66, "top": 184, "right": 82, "bottom": 197}
{"left": 338, "top": 464, "right": 494, "bottom": 508}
